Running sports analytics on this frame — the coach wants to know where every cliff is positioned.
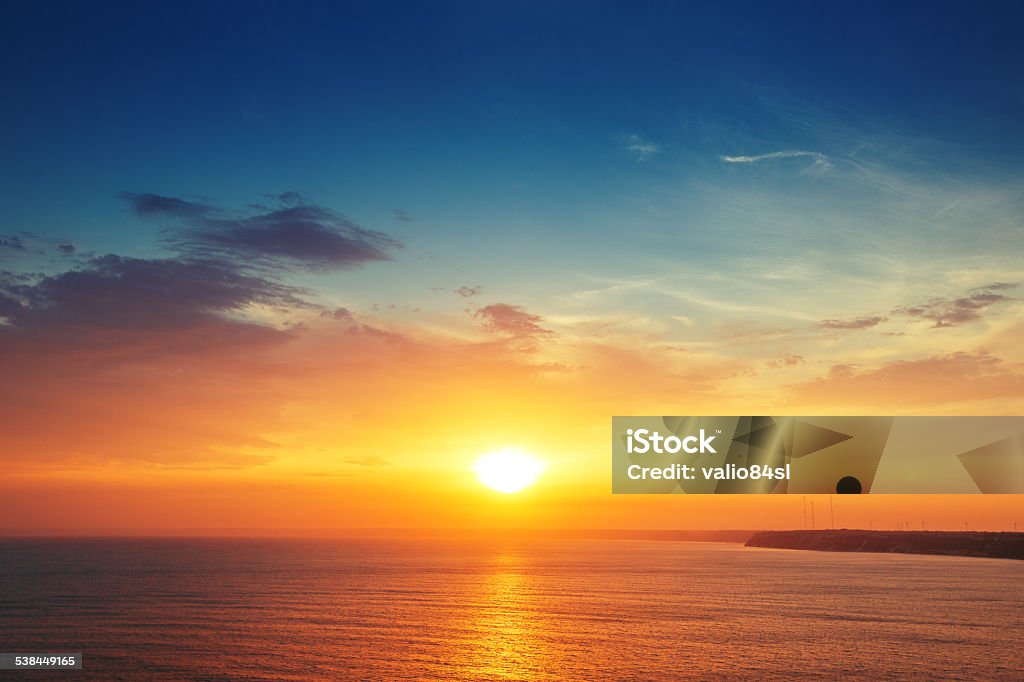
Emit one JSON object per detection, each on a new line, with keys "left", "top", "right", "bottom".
{"left": 746, "top": 530, "right": 1024, "bottom": 560}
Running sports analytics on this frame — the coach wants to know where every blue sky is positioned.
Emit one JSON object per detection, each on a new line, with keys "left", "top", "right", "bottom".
{"left": 4, "top": 1, "right": 1022, "bottom": 243}
{"left": 2, "top": 0, "right": 1023, "bottom": 369}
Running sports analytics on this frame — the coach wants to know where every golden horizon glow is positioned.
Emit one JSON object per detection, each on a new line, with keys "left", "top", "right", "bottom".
{"left": 473, "top": 448, "right": 546, "bottom": 494}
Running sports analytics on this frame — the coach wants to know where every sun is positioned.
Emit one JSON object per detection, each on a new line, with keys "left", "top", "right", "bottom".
{"left": 473, "top": 448, "right": 546, "bottom": 494}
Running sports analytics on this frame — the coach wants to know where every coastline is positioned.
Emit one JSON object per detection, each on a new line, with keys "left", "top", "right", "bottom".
{"left": 746, "top": 530, "right": 1024, "bottom": 560}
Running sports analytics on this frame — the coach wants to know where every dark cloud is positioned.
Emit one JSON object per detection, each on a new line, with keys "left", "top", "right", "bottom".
{"left": 0, "top": 235, "right": 26, "bottom": 251}
{"left": 277, "top": 191, "right": 306, "bottom": 206}
{"left": 820, "top": 316, "right": 886, "bottom": 330}
{"left": 0, "top": 290, "right": 21, "bottom": 319}
{"left": 475, "top": 304, "right": 552, "bottom": 339}
{"left": 455, "top": 285, "right": 483, "bottom": 298}
{"left": 0, "top": 191, "right": 396, "bottom": 348}
{"left": 893, "top": 283, "right": 1016, "bottom": 328}
{"left": 392, "top": 208, "right": 414, "bottom": 222}
{"left": 0, "top": 233, "right": 77, "bottom": 260}
{"left": 188, "top": 206, "right": 399, "bottom": 269}
{"left": 321, "top": 307, "right": 354, "bottom": 322}
{"left": 123, "top": 192, "right": 402, "bottom": 271}
{"left": 0, "top": 254, "right": 307, "bottom": 333}
{"left": 123, "top": 192, "right": 214, "bottom": 220}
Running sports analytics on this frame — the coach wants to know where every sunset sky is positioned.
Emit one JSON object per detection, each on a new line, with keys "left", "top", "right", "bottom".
{"left": 2, "top": 1, "right": 1023, "bottom": 531}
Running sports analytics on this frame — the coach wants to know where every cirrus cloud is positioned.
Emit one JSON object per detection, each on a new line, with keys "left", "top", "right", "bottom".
{"left": 720, "top": 149, "right": 832, "bottom": 170}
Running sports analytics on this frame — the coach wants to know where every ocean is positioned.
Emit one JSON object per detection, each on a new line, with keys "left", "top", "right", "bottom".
{"left": 1, "top": 538, "right": 1022, "bottom": 680}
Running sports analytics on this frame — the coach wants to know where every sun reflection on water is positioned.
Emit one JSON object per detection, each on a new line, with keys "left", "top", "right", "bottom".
{"left": 451, "top": 548, "right": 556, "bottom": 680}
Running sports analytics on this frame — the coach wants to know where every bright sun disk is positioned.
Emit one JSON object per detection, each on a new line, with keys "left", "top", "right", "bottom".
{"left": 473, "top": 448, "right": 545, "bottom": 494}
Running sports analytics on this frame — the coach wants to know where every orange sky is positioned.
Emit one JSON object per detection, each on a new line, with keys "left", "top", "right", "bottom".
{"left": 3, "top": 307, "right": 1022, "bottom": 533}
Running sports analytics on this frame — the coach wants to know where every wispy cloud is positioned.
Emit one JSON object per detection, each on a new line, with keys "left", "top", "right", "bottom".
{"left": 893, "top": 282, "right": 1017, "bottom": 328}
{"left": 123, "top": 192, "right": 402, "bottom": 271}
{"left": 475, "top": 303, "right": 552, "bottom": 339}
{"left": 820, "top": 316, "right": 887, "bottom": 331}
{"left": 455, "top": 285, "right": 483, "bottom": 298}
{"left": 814, "top": 284, "right": 1017, "bottom": 333}
{"left": 790, "top": 351, "right": 1024, "bottom": 408}
{"left": 322, "top": 307, "right": 354, "bottom": 322}
{"left": 719, "top": 149, "right": 832, "bottom": 170}
{"left": 625, "top": 133, "right": 660, "bottom": 161}
{"left": 0, "top": 232, "right": 77, "bottom": 259}
{"left": 0, "top": 235, "right": 26, "bottom": 252}
{"left": 767, "top": 353, "right": 805, "bottom": 368}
